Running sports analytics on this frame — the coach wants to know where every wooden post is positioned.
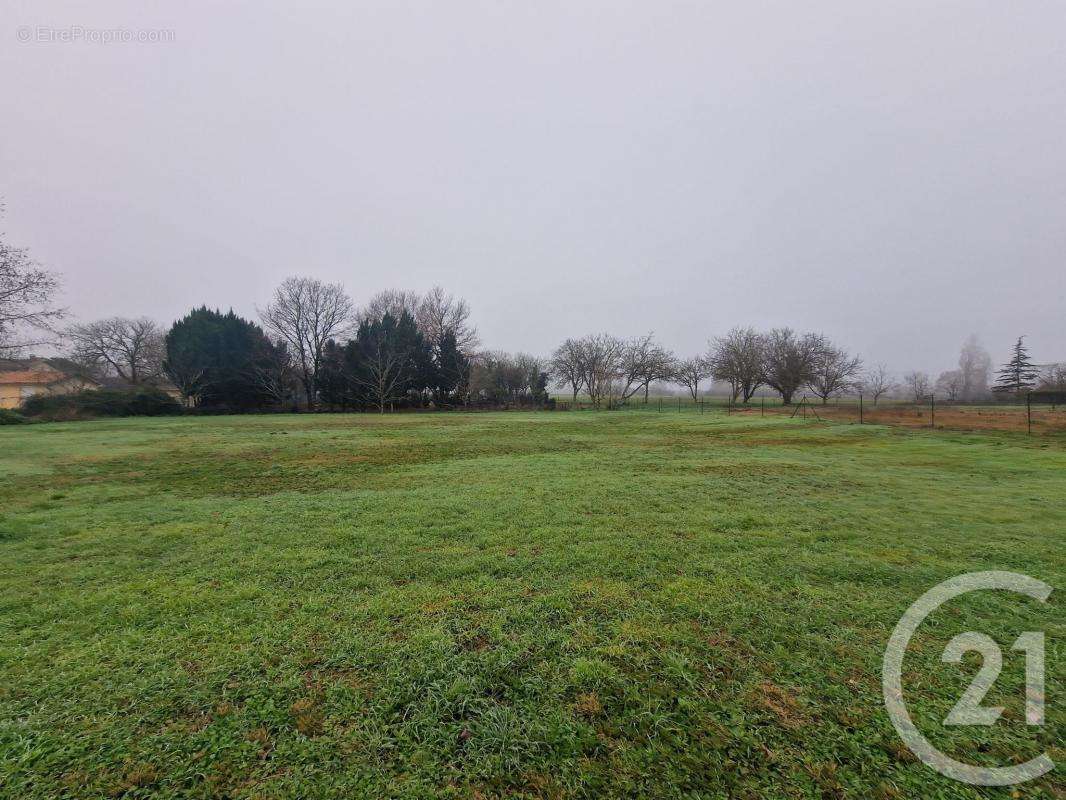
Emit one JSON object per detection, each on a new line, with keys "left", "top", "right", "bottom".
{"left": 859, "top": 393, "right": 863, "bottom": 425}
{"left": 761, "top": 396, "right": 765, "bottom": 417}
{"left": 930, "top": 394, "right": 935, "bottom": 428}
{"left": 1027, "top": 392, "right": 1032, "bottom": 436}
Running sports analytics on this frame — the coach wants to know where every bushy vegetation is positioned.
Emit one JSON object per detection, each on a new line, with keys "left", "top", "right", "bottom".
{"left": 20, "top": 387, "right": 182, "bottom": 420}
{"left": 0, "top": 412, "right": 1062, "bottom": 798}
{"left": 0, "top": 408, "right": 27, "bottom": 424}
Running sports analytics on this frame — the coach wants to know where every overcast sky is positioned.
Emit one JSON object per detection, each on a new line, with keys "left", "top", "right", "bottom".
{"left": 2, "top": 1, "right": 1064, "bottom": 375}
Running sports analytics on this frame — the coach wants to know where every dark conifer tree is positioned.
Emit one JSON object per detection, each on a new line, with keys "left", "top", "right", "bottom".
{"left": 992, "top": 336, "right": 1039, "bottom": 395}
{"left": 164, "top": 307, "right": 289, "bottom": 409}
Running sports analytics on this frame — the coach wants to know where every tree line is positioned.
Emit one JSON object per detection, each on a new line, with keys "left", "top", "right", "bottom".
{"left": 2, "top": 217, "right": 1063, "bottom": 411}
{"left": 48, "top": 277, "right": 549, "bottom": 412}
{"left": 549, "top": 328, "right": 865, "bottom": 407}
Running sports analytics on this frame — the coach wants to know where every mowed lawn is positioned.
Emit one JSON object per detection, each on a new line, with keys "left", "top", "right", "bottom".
{"left": 0, "top": 412, "right": 1062, "bottom": 799}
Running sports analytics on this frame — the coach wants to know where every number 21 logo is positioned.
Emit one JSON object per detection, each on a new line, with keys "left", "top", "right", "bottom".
{"left": 882, "top": 571, "right": 1054, "bottom": 787}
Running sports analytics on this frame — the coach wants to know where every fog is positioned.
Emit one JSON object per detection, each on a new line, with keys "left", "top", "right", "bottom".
{"left": 3, "top": 0, "right": 1064, "bottom": 374}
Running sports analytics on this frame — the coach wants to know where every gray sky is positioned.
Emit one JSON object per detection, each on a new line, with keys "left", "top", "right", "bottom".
{"left": 3, "top": 0, "right": 1064, "bottom": 375}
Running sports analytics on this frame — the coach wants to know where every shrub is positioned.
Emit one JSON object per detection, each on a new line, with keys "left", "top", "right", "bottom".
{"left": 0, "top": 408, "right": 27, "bottom": 425}
{"left": 21, "top": 388, "right": 182, "bottom": 420}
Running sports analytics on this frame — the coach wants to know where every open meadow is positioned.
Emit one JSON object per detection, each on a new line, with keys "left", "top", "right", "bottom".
{"left": 1, "top": 411, "right": 1063, "bottom": 799}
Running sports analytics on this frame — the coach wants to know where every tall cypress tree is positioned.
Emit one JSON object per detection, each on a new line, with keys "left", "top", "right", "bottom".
{"left": 992, "top": 336, "right": 1039, "bottom": 395}
{"left": 433, "top": 329, "right": 469, "bottom": 405}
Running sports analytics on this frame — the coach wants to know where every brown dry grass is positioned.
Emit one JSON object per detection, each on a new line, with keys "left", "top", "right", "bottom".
{"left": 763, "top": 402, "right": 1066, "bottom": 434}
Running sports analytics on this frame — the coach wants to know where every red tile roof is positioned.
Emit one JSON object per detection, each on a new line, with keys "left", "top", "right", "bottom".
{"left": 0, "top": 369, "right": 66, "bottom": 386}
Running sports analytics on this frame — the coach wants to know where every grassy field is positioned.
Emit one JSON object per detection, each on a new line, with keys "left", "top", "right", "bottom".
{"left": 0, "top": 411, "right": 1062, "bottom": 799}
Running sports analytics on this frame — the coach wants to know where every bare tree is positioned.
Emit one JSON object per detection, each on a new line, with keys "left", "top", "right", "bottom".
{"left": 935, "top": 370, "right": 963, "bottom": 401}
{"left": 361, "top": 289, "right": 421, "bottom": 325}
{"left": 467, "top": 351, "right": 547, "bottom": 405}
{"left": 861, "top": 363, "right": 895, "bottom": 405}
{"left": 762, "top": 328, "right": 822, "bottom": 405}
{"left": 575, "top": 334, "right": 624, "bottom": 408}
{"left": 66, "top": 317, "right": 164, "bottom": 384}
{"left": 0, "top": 227, "right": 64, "bottom": 356}
{"left": 957, "top": 334, "right": 992, "bottom": 401}
{"left": 615, "top": 333, "right": 675, "bottom": 403}
{"left": 415, "top": 285, "right": 480, "bottom": 354}
{"left": 904, "top": 370, "right": 931, "bottom": 402}
{"left": 549, "top": 338, "right": 584, "bottom": 402}
{"left": 807, "top": 343, "right": 862, "bottom": 404}
{"left": 709, "top": 327, "right": 764, "bottom": 402}
{"left": 674, "top": 356, "right": 712, "bottom": 401}
{"left": 260, "top": 277, "right": 355, "bottom": 409}
{"left": 1037, "top": 363, "right": 1066, "bottom": 392}
{"left": 246, "top": 338, "right": 297, "bottom": 406}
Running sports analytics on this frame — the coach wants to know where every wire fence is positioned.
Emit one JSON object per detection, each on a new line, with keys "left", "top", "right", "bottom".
{"left": 553, "top": 393, "right": 1066, "bottom": 435}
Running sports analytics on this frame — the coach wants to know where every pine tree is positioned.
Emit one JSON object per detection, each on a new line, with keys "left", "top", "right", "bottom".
{"left": 992, "top": 336, "right": 1039, "bottom": 396}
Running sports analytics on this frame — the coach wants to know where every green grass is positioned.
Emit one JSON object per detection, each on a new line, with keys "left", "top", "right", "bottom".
{"left": 0, "top": 412, "right": 1062, "bottom": 799}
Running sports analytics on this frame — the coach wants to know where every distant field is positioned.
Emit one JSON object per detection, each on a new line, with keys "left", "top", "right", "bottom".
{"left": 561, "top": 395, "right": 1066, "bottom": 435}
{"left": 0, "top": 412, "right": 1062, "bottom": 799}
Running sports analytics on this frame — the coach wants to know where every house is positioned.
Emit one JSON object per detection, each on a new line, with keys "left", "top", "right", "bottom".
{"left": 0, "top": 358, "right": 100, "bottom": 409}
{"left": 96, "top": 375, "right": 185, "bottom": 403}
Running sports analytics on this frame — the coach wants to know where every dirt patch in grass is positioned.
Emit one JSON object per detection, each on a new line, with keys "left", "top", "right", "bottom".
{"left": 767, "top": 403, "right": 1066, "bottom": 435}
{"left": 753, "top": 681, "right": 808, "bottom": 730}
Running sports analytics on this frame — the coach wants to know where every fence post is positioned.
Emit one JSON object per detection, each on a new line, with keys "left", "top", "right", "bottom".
{"left": 761, "top": 396, "right": 764, "bottom": 417}
{"left": 678, "top": 396, "right": 681, "bottom": 413}
{"left": 930, "top": 394, "right": 935, "bottom": 428}
{"left": 1027, "top": 392, "right": 1032, "bottom": 436}
{"left": 859, "top": 393, "right": 863, "bottom": 425}
{"left": 658, "top": 397, "right": 662, "bottom": 413}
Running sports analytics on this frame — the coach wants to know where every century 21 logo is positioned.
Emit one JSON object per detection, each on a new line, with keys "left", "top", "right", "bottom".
{"left": 882, "top": 571, "right": 1054, "bottom": 786}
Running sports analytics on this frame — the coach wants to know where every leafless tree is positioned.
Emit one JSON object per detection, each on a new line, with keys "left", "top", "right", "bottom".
{"left": 361, "top": 289, "right": 421, "bottom": 325}
{"left": 0, "top": 228, "right": 64, "bottom": 356}
{"left": 807, "top": 342, "right": 862, "bottom": 404}
{"left": 415, "top": 285, "right": 480, "bottom": 354}
{"left": 467, "top": 351, "right": 546, "bottom": 405}
{"left": 575, "top": 333, "right": 625, "bottom": 408}
{"left": 246, "top": 338, "right": 297, "bottom": 406}
{"left": 709, "top": 327, "right": 765, "bottom": 402}
{"left": 904, "top": 370, "right": 932, "bottom": 403}
{"left": 860, "top": 363, "right": 895, "bottom": 405}
{"left": 957, "top": 334, "right": 992, "bottom": 401}
{"left": 762, "top": 328, "right": 822, "bottom": 405}
{"left": 615, "top": 333, "right": 675, "bottom": 403}
{"left": 66, "top": 317, "right": 165, "bottom": 384}
{"left": 935, "top": 369, "right": 963, "bottom": 401}
{"left": 549, "top": 338, "right": 584, "bottom": 402}
{"left": 1037, "top": 363, "right": 1066, "bottom": 392}
{"left": 260, "top": 277, "right": 355, "bottom": 409}
{"left": 674, "top": 356, "right": 712, "bottom": 401}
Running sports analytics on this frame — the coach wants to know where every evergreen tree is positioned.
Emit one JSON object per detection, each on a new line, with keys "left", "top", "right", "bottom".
{"left": 164, "top": 307, "right": 288, "bottom": 409}
{"left": 316, "top": 340, "right": 351, "bottom": 409}
{"left": 992, "top": 336, "right": 1039, "bottom": 395}
{"left": 345, "top": 311, "right": 434, "bottom": 412}
{"left": 433, "top": 330, "right": 470, "bottom": 405}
